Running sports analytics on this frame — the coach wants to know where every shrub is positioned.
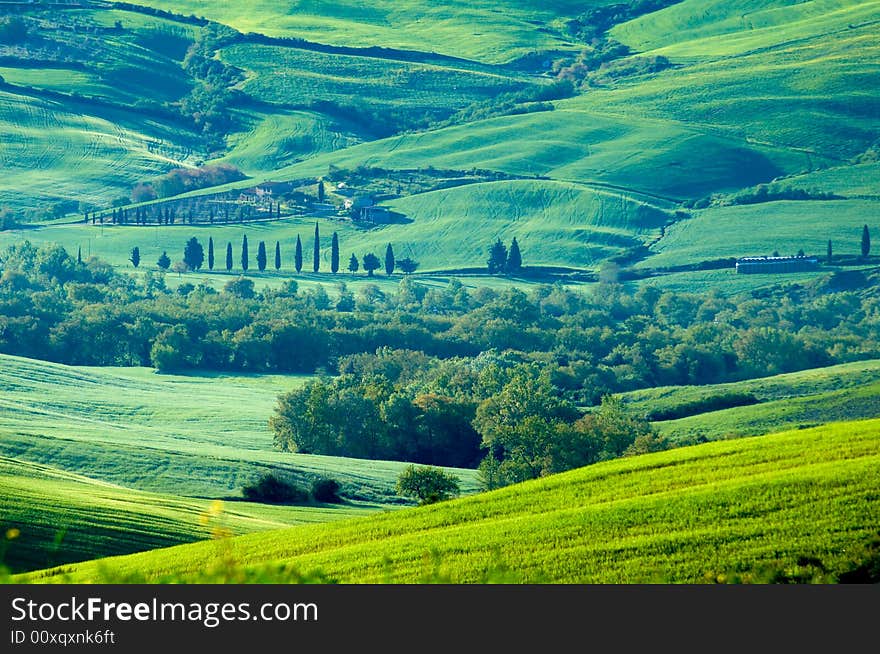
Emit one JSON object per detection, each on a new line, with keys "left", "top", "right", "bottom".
{"left": 311, "top": 478, "right": 343, "bottom": 503}
{"left": 396, "top": 465, "right": 460, "bottom": 505}
{"left": 242, "top": 474, "right": 307, "bottom": 504}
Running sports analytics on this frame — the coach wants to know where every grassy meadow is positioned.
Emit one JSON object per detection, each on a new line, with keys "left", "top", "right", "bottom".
{"left": 619, "top": 360, "right": 880, "bottom": 440}
{"left": 20, "top": 419, "right": 880, "bottom": 584}
{"left": 0, "top": 457, "right": 373, "bottom": 574}
{"left": 122, "top": 0, "right": 604, "bottom": 63}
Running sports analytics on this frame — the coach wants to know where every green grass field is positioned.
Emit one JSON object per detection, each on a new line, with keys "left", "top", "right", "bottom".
{"left": 641, "top": 200, "right": 876, "bottom": 269}
{"left": 0, "top": 354, "right": 480, "bottom": 502}
{"left": 125, "top": 0, "right": 609, "bottom": 64}
{"left": 20, "top": 419, "right": 880, "bottom": 583}
{"left": 619, "top": 360, "right": 880, "bottom": 440}
{"left": 655, "top": 380, "right": 880, "bottom": 442}
{"left": 0, "top": 457, "right": 373, "bottom": 574}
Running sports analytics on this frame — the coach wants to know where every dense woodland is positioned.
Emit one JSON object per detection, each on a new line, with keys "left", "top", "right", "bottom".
{"left": 2, "top": 241, "right": 880, "bottom": 484}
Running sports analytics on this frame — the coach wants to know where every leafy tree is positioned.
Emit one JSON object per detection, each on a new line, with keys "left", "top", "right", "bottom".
{"left": 274, "top": 241, "right": 281, "bottom": 271}
{"left": 362, "top": 252, "right": 381, "bottom": 276}
{"left": 397, "top": 257, "right": 419, "bottom": 274}
{"left": 157, "top": 251, "right": 171, "bottom": 270}
{"left": 172, "top": 260, "right": 188, "bottom": 277}
{"left": 295, "top": 235, "right": 303, "bottom": 273}
{"left": 506, "top": 237, "right": 522, "bottom": 273}
{"left": 224, "top": 277, "right": 255, "bottom": 299}
{"left": 384, "top": 243, "right": 395, "bottom": 276}
{"left": 331, "top": 232, "right": 340, "bottom": 273}
{"left": 257, "top": 241, "right": 267, "bottom": 272}
{"left": 313, "top": 222, "right": 321, "bottom": 272}
{"left": 208, "top": 237, "right": 214, "bottom": 271}
{"left": 241, "top": 234, "right": 249, "bottom": 271}
{"left": 396, "top": 465, "right": 460, "bottom": 505}
{"left": 473, "top": 365, "right": 579, "bottom": 485}
{"left": 183, "top": 236, "right": 204, "bottom": 271}
{"left": 862, "top": 224, "right": 871, "bottom": 258}
{"left": 150, "top": 324, "right": 199, "bottom": 371}
{"left": 487, "top": 238, "right": 507, "bottom": 274}
{"left": 225, "top": 242, "right": 233, "bottom": 272}
{"left": 348, "top": 253, "right": 359, "bottom": 273}
{"left": 129, "top": 246, "right": 140, "bottom": 268}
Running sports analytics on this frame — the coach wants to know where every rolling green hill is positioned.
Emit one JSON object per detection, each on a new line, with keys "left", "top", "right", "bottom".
{"left": 21, "top": 419, "right": 880, "bottom": 583}
{"left": 0, "top": 179, "right": 669, "bottom": 272}
{"left": 0, "top": 354, "right": 480, "bottom": 502}
{"left": 619, "top": 360, "right": 880, "bottom": 440}
{"left": 1, "top": 0, "right": 877, "bottom": 282}
{"left": 654, "top": 381, "right": 880, "bottom": 441}
{"left": 0, "top": 457, "right": 372, "bottom": 574}
{"left": 124, "top": 0, "right": 605, "bottom": 64}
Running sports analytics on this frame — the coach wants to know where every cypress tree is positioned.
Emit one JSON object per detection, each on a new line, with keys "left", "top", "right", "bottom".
{"left": 257, "top": 241, "right": 267, "bottom": 272}
{"left": 487, "top": 239, "right": 507, "bottom": 274}
{"left": 506, "top": 237, "right": 522, "bottom": 273}
{"left": 275, "top": 241, "right": 281, "bottom": 271}
{"left": 384, "top": 243, "right": 395, "bottom": 276}
{"left": 241, "top": 234, "right": 249, "bottom": 271}
{"left": 226, "top": 242, "right": 233, "bottom": 272}
{"left": 827, "top": 239, "right": 833, "bottom": 265}
{"left": 862, "top": 224, "right": 871, "bottom": 258}
{"left": 331, "top": 232, "right": 340, "bottom": 273}
{"left": 313, "top": 222, "right": 320, "bottom": 273}
{"left": 208, "top": 237, "right": 215, "bottom": 271}
{"left": 317, "top": 180, "right": 325, "bottom": 203}
{"left": 77, "top": 246, "right": 82, "bottom": 265}
{"left": 348, "top": 253, "right": 359, "bottom": 273}
{"left": 130, "top": 246, "right": 140, "bottom": 268}
{"left": 295, "top": 235, "right": 303, "bottom": 273}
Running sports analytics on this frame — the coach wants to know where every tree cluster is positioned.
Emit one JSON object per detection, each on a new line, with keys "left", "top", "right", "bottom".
{"left": 2, "top": 242, "right": 880, "bottom": 401}
{"left": 487, "top": 237, "right": 522, "bottom": 275}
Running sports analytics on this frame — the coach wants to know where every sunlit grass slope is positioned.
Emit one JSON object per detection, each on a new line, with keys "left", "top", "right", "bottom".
{"left": 605, "top": 0, "right": 880, "bottom": 159}
{"left": 656, "top": 381, "right": 880, "bottom": 442}
{"left": 0, "top": 9, "right": 204, "bottom": 211}
{"left": 0, "top": 457, "right": 372, "bottom": 574}
{"left": 620, "top": 361, "right": 880, "bottom": 440}
{"left": 260, "top": 107, "right": 811, "bottom": 201}
{"left": 0, "top": 90, "right": 192, "bottom": 212}
{"left": 0, "top": 354, "right": 480, "bottom": 502}
{"left": 642, "top": 199, "right": 877, "bottom": 268}
{"left": 28, "top": 419, "right": 880, "bottom": 583}
{"left": 126, "top": 0, "right": 611, "bottom": 63}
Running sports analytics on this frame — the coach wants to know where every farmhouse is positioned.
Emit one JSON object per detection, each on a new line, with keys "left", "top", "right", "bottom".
{"left": 735, "top": 255, "right": 819, "bottom": 274}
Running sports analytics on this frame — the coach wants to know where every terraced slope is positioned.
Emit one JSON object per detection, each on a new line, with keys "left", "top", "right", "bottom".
{"left": 25, "top": 419, "right": 880, "bottom": 583}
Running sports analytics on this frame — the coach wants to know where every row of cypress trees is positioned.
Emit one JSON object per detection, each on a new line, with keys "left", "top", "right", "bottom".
{"left": 144, "top": 223, "right": 405, "bottom": 275}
